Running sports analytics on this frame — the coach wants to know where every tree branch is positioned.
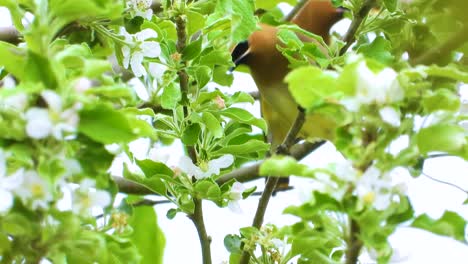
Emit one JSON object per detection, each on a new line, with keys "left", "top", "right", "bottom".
{"left": 239, "top": 108, "right": 307, "bottom": 264}
{"left": 339, "top": 0, "right": 377, "bottom": 56}
{"left": 345, "top": 218, "right": 363, "bottom": 264}
{"left": 189, "top": 198, "right": 212, "bottom": 264}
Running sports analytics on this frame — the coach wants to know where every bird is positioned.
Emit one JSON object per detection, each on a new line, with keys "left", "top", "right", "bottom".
{"left": 231, "top": 0, "right": 346, "bottom": 189}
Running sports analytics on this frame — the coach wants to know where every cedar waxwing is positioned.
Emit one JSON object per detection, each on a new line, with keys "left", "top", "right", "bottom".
{"left": 231, "top": 0, "right": 345, "bottom": 188}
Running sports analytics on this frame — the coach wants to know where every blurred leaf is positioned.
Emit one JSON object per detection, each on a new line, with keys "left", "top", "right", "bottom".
{"left": 202, "top": 112, "right": 223, "bottom": 138}
{"left": 357, "top": 36, "right": 394, "bottom": 65}
{"left": 416, "top": 124, "right": 466, "bottom": 154}
{"left": 411, "top": 211, "right": 468, "bottom": 242}
{"left": 0, "top": 42, "right": 26, "bottom": 79}
{"left": 128, "top": 206, "right": 165, "bottom": 264}
{"left": 286, "top": 66, "right": 339, "bottom": 109}
{"left": 259, "top": 155, "right": 311, "bottom": 177}
{"left": 161, "top": 84, "right": 182, "bottom": 109}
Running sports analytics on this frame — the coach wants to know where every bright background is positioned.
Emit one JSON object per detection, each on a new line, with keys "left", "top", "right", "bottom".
{"left": 1, "top": 5, "right": 468, "bottom": 264}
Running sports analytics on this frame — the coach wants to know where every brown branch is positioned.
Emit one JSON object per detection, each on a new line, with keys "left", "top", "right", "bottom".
{"left": 113, "top": 141, "right": 325, "bottom": 195}
{"left": 339, "top": 0, "right": 377, "bottom": 56}
{"left": 411, "top": 24, "right": 468, "bottom": 65}
{"left": 239, "top": 108, "right": 307, "bottom": 264}
{"left": 345, "top": 218, "right": 363, "bottom": 264}
{"left": 189, "top": 198, "right": 212, "bottom": 264}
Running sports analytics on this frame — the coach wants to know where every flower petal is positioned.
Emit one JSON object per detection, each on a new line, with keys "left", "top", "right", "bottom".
{"left": 25, "top": 108, "right": 53, "bottom": 139}
{"left": 179, "top": 156, "right": 202, "bottom": 178}
{"left": 136, "top": 28, "right": 158, "bottom": 41}
{"left": 41, "top": 90, "right": 62, "bottom": 112}
{"left": 0, "top": 189, "right": 13, "bottom": 213}
{"left": 130, "top": 52, "right": 146, "bottom": 77}
{"left": 379, "top": 106, "right": 401, "bottom": 127}
{"left": 141, "top": 42, "right": 161, "bottom": 58}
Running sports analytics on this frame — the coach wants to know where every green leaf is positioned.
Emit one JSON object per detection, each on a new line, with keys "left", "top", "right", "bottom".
{"left": 383, "top": 0, "right": 397, "bottom": 12}
{"left": 128, "top": 206, "right": 165, "bottom": 264}
{"left": 195, "top": 180, "right": 221, "bottom": 199}
{"left": 416, "top": 124, "right": 466, "bottom": 154}
{"left": 259, "top": 155, "right": 311, "bottom": 177}
{"left": 256, "top": 0, "right": 295, "bottom": 9}
{"left": 135, "top": 159, "right": 174, "bottom": 178}
{"left": 202, "top": 112, "right": 223, "bottom": 138}
{"left": 161, "top": 84, "right": 182, "bottom": 109}
{"left": 286, "top": 66, "right": 339, "bottom": 109}
{"left": 49, "top": 0, "right": 123, "bottom": 25}
{"left": 166, "top": 208, "right": 178, "bottom": 219}
{"left": 220, "top": 108, "right": 267, "bottom": 132}
{"left": 212, "top": 139, "right": 270, "bottom": 156}
{"left": 24, "top": 51, "right": 58, "bottom": 88}
{"left": 224, "top": 234, "right": 242, "bottom": 253}
{"left": 424, "top": 65, "right": 468, "bottom": 83}
{"left": 182, "top": 123, "right": 201, "bottom": 146}
{"left": 283, "top": 192, "right": 342, "bottom": 219}
{"left": 411, "top": 211, "right": 468, "bottom": 242}
{"left": 277, "top": 28, "right": 304, "bottom": 50}
{"left": 123, "top": 164, "right": 167, "bottom": 196}
{"left": 182, "top": 38, "right": 203, "bottom": 61}
{"left": 187, "top": 11, "right": 206, "bottom": 37}
{"left": 79, "top": 103, "right": 141, "bottom": 144}
{"left": 0, "top": 42, "right": 26, "bottom": 79}
{"left": 357, "top": 36, "right": 394, "bottom": 65}
{"left": 422, "top": 88, "right": 460, "bottom": 113}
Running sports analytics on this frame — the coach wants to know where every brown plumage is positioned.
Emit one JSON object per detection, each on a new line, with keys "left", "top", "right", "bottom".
{"left": 232, "top": 0, "right": 345, "bottom": 188}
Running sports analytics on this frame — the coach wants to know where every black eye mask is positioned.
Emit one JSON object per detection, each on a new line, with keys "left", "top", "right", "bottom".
{"left": 230, "top": 40, "right": 250, "bottom": 72}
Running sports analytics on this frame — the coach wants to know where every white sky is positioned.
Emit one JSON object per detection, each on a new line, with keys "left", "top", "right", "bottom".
{"left": 1, "top": 6, "right": 468, "bottom": 264}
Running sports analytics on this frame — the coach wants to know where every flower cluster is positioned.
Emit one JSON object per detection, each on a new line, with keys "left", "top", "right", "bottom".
{"left": 25, "top": 90, "right": 80, "bottom": 140}
{"left": 342, "top": 60, "right": 405, "bottom": 127}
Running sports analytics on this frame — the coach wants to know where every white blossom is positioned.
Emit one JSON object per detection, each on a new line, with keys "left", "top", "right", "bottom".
{"left": 342, "top": 61, "right": 404, "bottom": 112}
{"left": 121, "top": 28, "right": 161, "bottom": 77}
{"left": 228, "top": 182, "right": 246, "bottom": 213}
{"left": 379, "top": 106, "right": 401, "bottom": 127}
{"left": 72, "top": 179, "right": 111, "bottom": 215}
{"left": 354, "top": 166, "right": 406, "bottom": 211}
{"left": 127, "top": 0, "right": 153, "bottom": 20}
{"left": 14, "top": 170, "right": 53, "bottom": 210}
{"left": 179, "top": 154, "right": 234, "bottom": 180}
{"left": 0, "top": 150, "right": 24, "bottom": 213}
{"left": 74, "top": 77, "right": 92, "bottom": 93}
{"left": 25, "top": 90, "right": 80, "bottom": 140}
{"left": 3, "top": 92, "right": 28, "bottom": 111}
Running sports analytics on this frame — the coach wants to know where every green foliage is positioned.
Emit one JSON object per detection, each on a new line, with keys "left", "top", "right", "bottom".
{"left": 0, "top": 0, "right": 467, "bottom": 263}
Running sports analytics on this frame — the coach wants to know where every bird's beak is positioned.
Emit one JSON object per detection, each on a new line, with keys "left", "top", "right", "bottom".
{"left": 229, "top": 40, "right": 250, "bottom": 73}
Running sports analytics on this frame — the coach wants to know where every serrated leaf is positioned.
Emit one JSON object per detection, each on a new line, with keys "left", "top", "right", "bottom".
{"left": 220, "top": 108, "right": 267, "bottom": 132}
{"left": 286, "top": 66, "right": 339, "bottom": 109}
{"left": 202, "top": 112, "right": 223, "bottom": 138}
{"left": 79, "top": 103, "right": 139, "bottom": 144}
{"left": 411, "top": 211, "right": 468, "bottom": 242}
{"left": 357, "top": 36, "right": 394, "bottom": 65}
{"left": 259, "top": 155, "right": 311, "bottom": 177}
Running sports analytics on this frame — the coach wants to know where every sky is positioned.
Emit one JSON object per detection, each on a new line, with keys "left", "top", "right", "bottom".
{"left": 1, "top": 5, "right": 468, "bottom": 264}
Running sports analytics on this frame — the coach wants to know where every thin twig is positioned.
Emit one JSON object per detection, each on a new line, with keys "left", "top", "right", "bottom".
{"left": 283, "top": 0, "right": 309, "bottom": 22}
{"left": 239, "top": 108, "right": 306, "bottom": 264}
{"left": 339, "top": 0, "right": 377, "bottom": 56}
{"left": 422, "top": 171, "right": 468, "bottom": 194}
